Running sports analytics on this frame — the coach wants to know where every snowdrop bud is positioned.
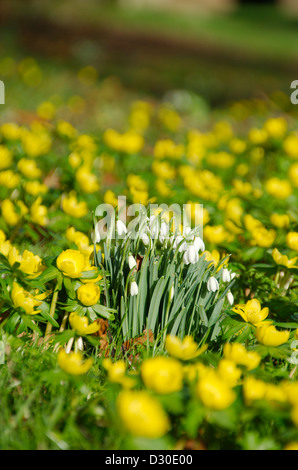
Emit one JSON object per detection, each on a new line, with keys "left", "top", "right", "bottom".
{"left": 222, "top": 268, "right": 231, "bottom": 283}
{"left": 159, "top": 221, "right": 169, "bottom": 243}
{"left": 193, "top": 236, "right": 205, "bottom": 252}
{"left": 141, "top": 232, "right": 150, "bottom": 246}
{"left": 130, "top": 280, "right": 138, "bottom": 296}
{"left": 226, "top": 291, "right": 234, "bottom": 305}
{"left": 169, "top": 285, "right": 174, "bottom": 302}
{"left": 207, "top": 276, "right": 219, "bottom": 292}
{"left": 128, "top": 254, "right": 137, "bottom": 270}
{"left": 230, "top": 272, "right": 237, "bottom": 280}
{"left": 116, "top": 219, "right": 127, "bottom": 237}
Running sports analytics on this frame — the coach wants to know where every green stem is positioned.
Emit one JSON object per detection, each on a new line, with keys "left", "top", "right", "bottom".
{"left": 45, "top": 287, "right": 59, "bottom": 337}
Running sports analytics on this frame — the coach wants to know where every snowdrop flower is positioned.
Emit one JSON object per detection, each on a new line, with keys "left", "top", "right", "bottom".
{"left": 130, "top": 280, "right": 138, "bottom": 296}
{"left": 222, "top": 268, "right": 231, "bottom": 283}
{"left": 207, "top": 276, "right": 219, "bottom": 292}
{"left": 183, "top": 244, "right": 199, "bottom": 265}
{"left": 193, "top": 236, "right": 205, "bottom": 252}
{"left": 226, "top": 291, "right": 234, "bottom": 305}
{"left": 159, "top": 221, "right": 169, "bottom": 244}
{"left": 128, "top": 254, "right": 137, "bottom": 270}
{"left": 116, "top": 219, "right": 127, "bottom": 237}
{"left": 230, "top": 272, "right": 237, "bottom": 280}
{"left": 173, "top": 234, "right": 187, "bottom": 252}
{"left": 141, "top": 232, "right": 150, "bottom": 246}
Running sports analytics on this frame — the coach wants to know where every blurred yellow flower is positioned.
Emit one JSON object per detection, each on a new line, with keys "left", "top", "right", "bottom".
{"left": 165, "top": 334, "right": 207, "bottom": 361}
{"left": 255, "top": 322, "right": 290, "bottom": 347}
{"left": 141, "top": 356, "right": 183, "bottom": 394}
{"left": 265, "top": 177, "right": 292, "bottom": 199}
{"left": 1, "top": 199, "right": 20, "bottom": 226}
{"left": 57, "top": 349, "right": 93, "bottom": 375}
{"left": 17, "top": 158, "right": 42, "bottom": 179}
{"left": 270, "top": 213, "right": 290, "bottom": 229}
{"left": 62, "top": 192, "right": 88, "bottom": 218}
{"left": 223, "top": 343, "right": 261, "bottom": 370}
{"left": 69, "top": 312, "right": 100, "bottom": 335}
{"left": 0, "top": 145, "right": 12, "bottom": 170}
{"left": 30, "top": 197, "right": 48, "bottom": 226}
{"left": 116, "top": 390, "right": 170, "bottom": 438}
{"left": 286, "top": 232, "right": 298, "bottom": 252}
{"left": 196, "top": 369, "right": 236, "bottom": 410}
{"left": 217, "top": 359, "right": 242, "bottom": 387}
{"left": 272, "top": 248, "right": 297, "bottom": 269}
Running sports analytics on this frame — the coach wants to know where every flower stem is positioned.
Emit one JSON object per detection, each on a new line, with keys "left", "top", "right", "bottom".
{"left": 45, "top": 287, "right": 59, "bottom": 338}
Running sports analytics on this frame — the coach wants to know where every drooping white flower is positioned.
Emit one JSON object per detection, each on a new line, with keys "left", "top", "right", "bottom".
{"left": 141, "top": 232, "right": 150, "bottom": 246}
{"left": 207, "top": 276, "right": 219, "bottom": 292}
{"left": 193, "top": 236, "right": 205, "bottom": 252}
{"left": 92, "top": 221, "right": 101, "bottom": 243}
{"left": 226, "top": 291, "right": 234, "bottom": 305}
{"left": 183, "top": 244, "right": 199, "bottom": 265}
{"left": 130, "top": 280, "right": 139, "bottom": 296}
{"left": 116, "top": 219, "right": 127, "bottom": 237}
{"left": 169, "top": 285, "right": 175, "bottom": 302}
{"left": 173, "top": 234, "right": 187, "bottom": 252}
{"left": 128, "top": 254, "right": 137, "bottom": 270}
{"left": 159, "top": 221, "right": 169, "bottom": 244}
{"left": 222, "top": 268, "right": 231, "bottom": 283}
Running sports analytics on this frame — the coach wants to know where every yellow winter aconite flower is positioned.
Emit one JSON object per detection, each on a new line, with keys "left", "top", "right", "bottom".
{"left": 270, "top": 213, "right": 290, "bottom": 229}
{"left": 102, "top": 358, "right": 135, "bottom": 388}
{"left": 30, "top": 197, "right": 48, "bottom": 226}
{"left": 69, "top": 312, "right": 100, "bottom": 335}
{"left": 233, "top": 299, "right": 269, "bottom": 325}
{"left": 265, "top": 177, "right": 292, "bottom": 200}
{"left": 284, "top": 134, "right": 298, "bottom": 159}
{"left": 0, "top": 170, "right": 20, "bottom": 188}
{"left": 24, "top": 180, "right": 48, "bottom": 196}
{"left": 165, "top": 335, "right": 207, "bottom": 361}
{"left": 242, "top": 376, "right": 267, "bottom": 405}
{"left": 0, "top": 145, "right": 12, "bottom": 169}
{"left": 77, "top": 283, "right": 100, "bottom": 306}
{"left": 103, "top": 190, "right": 118, "bottom": 207}
{"left": 56, "top": 249, "right": 86, "bottom": 278}
{"left": 271, "top": 248, "right": 298, "bottom": 269}
{"left": 116, "top": 390, "right": 170, "bottom": 439}
{"left": 288, "top": 162, "right": 298, "bottom": 187}
{"left": 37, "top": 101, "right": 56, "bottom": 120}
{"left": 223, "top": 343, "right": 261, "bottom": 371}
{"left": 251, "top": 226, "right": 276, "bottom": 248}
{"left": 62, "top": 192, "right": 88, "bottom": 218}
{"left": 217, "top": 359, "right": 242, "bottom": 387}
{"left": 57, "top": 349, "right": 93, "bottom": 375}
{"left": 0, "top": 122, "right": 21, "bottom": 140}
{"left": 21, "top": 130, "right": 51, "bottom": 157}
{"left": 76, "top": 166, "right": 100, "bottom": 193}
{"left": 11, "top": 281, "right": 43, "bottom": 315}
{"left": 17, "top": 158, "right": 42, "bottom": 179}
{"left": 255, "top": 322, "right": 290, "bottom": 347}
{"left": 264, "top": 117, "right": 287, "bottom": 139}
{"left": 141, "top": 356, "right": 183, "bottom": 394}
{"left": 8, "top": 247, "right": 44, "bottom": 277}
{"left": 286, "top": 232, "right": 298, "bottom": 252}
{"left": 196, "top": 369, "right": 236, "bottom": 410}
{"left": 1, "top": 199, "right": 20, "bottom": 226}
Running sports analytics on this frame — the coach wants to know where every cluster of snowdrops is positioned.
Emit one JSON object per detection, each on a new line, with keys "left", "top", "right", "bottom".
{"left": 0, "top": 63, "right": 298, "bottom": 449}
